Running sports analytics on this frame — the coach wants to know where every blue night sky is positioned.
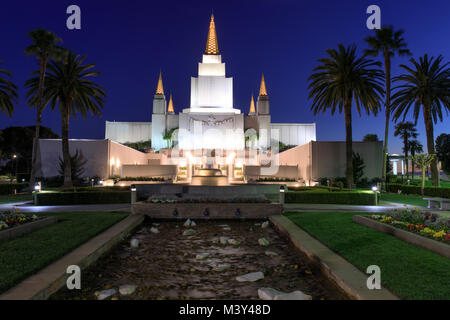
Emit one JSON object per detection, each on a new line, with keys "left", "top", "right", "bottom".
{"left": 0, "top": 0, "right": 449, "bottom": 154}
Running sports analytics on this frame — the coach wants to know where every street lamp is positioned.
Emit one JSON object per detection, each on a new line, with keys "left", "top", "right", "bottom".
{"left": 279, "top": 185, "right": 285, "bottom": 205}
{"left": 372, "top": 186, "right": 378, "bottom": 205}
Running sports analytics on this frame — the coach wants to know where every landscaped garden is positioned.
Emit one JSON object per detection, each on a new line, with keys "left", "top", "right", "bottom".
{"left": 0, "top": 208, "right": 40, "bottom": 231}
{"left": 286, "top": 187, "right": 376, "bottom": 205}
{"left": 284, "top": 211, "right": 450, "bottom": 300}
{"left": 0, "top": 211, "right": 129, "bottom": 294}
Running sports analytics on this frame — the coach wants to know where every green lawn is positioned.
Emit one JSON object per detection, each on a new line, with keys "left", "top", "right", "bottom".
{"left": 380, "top": 193, "right": 428, "bottom": 207}
{"left": 285, "top": 211, "right": 450, "bottom": 300}
{"left": 0, "top": 211, "right": 128, "bottom": 294}
{"left": 0, "top": 194, "right": 33, "bottom": 204}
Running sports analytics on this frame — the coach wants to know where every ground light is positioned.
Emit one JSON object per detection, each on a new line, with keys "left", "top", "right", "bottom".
{"left": 372, "top": 186, "right": 378, "bottom": 205}
{"left": 279, "top": 185, "right": 285, "bottom": 205}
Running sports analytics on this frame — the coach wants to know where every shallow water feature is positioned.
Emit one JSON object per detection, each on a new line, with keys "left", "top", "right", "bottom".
{"left": 51, "top": 219, "right": 347, "bottom": 300}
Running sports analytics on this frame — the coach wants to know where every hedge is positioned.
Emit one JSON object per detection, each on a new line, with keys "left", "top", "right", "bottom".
{"left": 386, "top": 184, "right": 450, "bottom": 199}
{"left": 0, "top": 183, "right": 28, "bottom": 195}
{"left": 36, "top": 191, "right": 131, "bottom": 205}
{"left": 286, "top": 191, "right": 376, "bottom": 205}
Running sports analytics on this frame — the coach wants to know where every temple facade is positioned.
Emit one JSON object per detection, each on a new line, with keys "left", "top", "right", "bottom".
{"left": 105, "top": 15, "right": 316, "bottom": 152}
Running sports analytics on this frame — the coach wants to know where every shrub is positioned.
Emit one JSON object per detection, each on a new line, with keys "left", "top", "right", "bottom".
{"left": 36, "top": 191, "right": 130, "bottom": 205}
{"left": 386, "top": 184, "right": 450, "bottom": 198}
{"left": 0, "top": 183, "right": 28, "bottom": 195}
{"left": 286, "top": 191, "right": 376, "bottom": 205}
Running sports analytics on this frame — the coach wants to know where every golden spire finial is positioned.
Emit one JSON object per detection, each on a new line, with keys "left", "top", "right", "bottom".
{"left": 205, "top": 14, "right": 219, "bottom": 55}
{"left": 249, "top": 95, "right": 256, "bottom": 113}
{"left": 155, "top": 71, "right": 164, "bottom": 95}
{"left": 259, "top": 74, "right": 268, "bottom": 96}
{"left": 167, "top": 94, "right": 174, "bottom": 113}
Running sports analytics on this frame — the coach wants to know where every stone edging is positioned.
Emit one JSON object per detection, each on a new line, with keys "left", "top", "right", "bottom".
{"left": 0, "top": 214, "right": 144, "bottom": 300}
{"left": 353, "top": 215, "right": 450, "bottom": 259}
{"left": 269, "top": 215, "right": 399, "bottom": 300}
{"left": 0, "top": 216, "right": 58, "bottom": 243}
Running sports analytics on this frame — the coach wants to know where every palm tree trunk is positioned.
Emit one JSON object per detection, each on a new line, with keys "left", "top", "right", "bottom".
{"left": 381, "top": 54, "right": 391, "bottom": 186}
{"left": 423, "top": 104, "right": 439, "bottom": 186}
{"left": 61, "top": 105, "right": 73, "bottom": 188}
{"left": 344, "top": 96, "right": 354, "bottom": 188}
{"left": 29, "top": 55, "right": 48, "bottom": 191}
{"left": 404, "top": 136, "right": 408, "bottom": 179}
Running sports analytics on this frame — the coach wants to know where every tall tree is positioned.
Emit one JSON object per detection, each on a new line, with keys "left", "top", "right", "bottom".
{"left": 365, "top": 26, "right": 411, "bottom": 186}
{"left": 308, "top": 44, "right": 384, "bottom": 187}
{"left": 408, "top": 139, "right": 423, "bottom": 178}
{"left": 26, "top": 51, "right": 105, "bottom": 187}
{"left": 0, "top": 61, "right": 18, "bottom": 117}
{"left": 391, "top": 54, "right": 450, "bottom": 186}
{"left": 435, "top": 133, "right": 450, "bottom": 175}
{"left": 394, "top": 121, "right": 418, "bottom": 178}
{"left": 25, "top": 28, "right": 65, "bottom": 189}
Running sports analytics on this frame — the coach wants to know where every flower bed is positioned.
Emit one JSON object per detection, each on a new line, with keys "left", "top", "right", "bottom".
{"left": 367, "top": 208, "right": 450, "bottom": 244}
{"left": 0, "top": 208, "right": 40, "bottom": 231}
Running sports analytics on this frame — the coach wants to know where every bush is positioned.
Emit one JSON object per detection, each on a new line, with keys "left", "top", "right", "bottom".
{"left": 386, "top": 184, "right": 450, "bottom": 198}
{"left": 286, "top": 191, "right": 376, "bottom": 205}
{"left": 0, "top": 183, "right": 28, "bottom": 195}
{"left": 119, "top": 177, "right": 166, "bottom": 181}
{"left": 36, "top": 191, "right": 131, "bottom": 205}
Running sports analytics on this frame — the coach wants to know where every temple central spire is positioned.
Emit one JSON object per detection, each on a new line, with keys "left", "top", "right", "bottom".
{"left": 205, "top": 14, "right": 219, "bottom": 55}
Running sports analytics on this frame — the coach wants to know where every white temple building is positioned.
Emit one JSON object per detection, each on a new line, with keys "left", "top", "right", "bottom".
{"left": 35, "top": 15, "right": 383, "bottom": 185}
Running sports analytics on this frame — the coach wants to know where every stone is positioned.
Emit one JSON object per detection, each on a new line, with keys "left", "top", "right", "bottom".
{"left": 258, "top": 288, "right": 312, "bottom": 300}
{"left": 196, "top": 253, "right": 211, "bottom": 260}
{"left": 183, "top": 229, "right": 196, "bottom": 236}
{"left": 95, "top": 288, "right": 116, "bottom": 300}
{"left": 261, "top": 221, "right": 269, "bottom": 229}
{"left": 265, "top": 250, "right": 278, "bottom": 256}
{"left": 119, "top": 285, "right": 137, "bottom": 295}
{"left": 213, "top": 264, "right": 231, "bottom": 272}
{"left": 190, "top": 220, "right": 197, "bottom": 227}
{"left": 227, "top": 238, "right": 240, "bottom": 246}
{"left": 184, "top": 219, "right": 195, "bottom": 227}
{"left": 219, "top": 236, "right": 229, "bottom": 245}
{"left": 236, "top": 271, "right": 264, "bottom": 282}
{"left": 258, "top": 287, "right": 284, "bottom": 300}
{"left": 274, "top": 291, "right": 312, "bottom": 300}
{"left": 150, "top": 227, "right": 160, "bottom": 234}
{"left": 223, "top": 227, "right": 231, "bottom": 231}
{"left": 130, "top": 238, "right": 139, "bottom": 248}
{"left": 258, "top": 238, "right": 270, "bottom": 246}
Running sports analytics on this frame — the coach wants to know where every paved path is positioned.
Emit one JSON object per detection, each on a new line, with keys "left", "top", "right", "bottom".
{"left": 0, "top": 202, "right": 131, "bottom": 213}
{"left": 283, "top": 203, "right": 397, "bottom": 212}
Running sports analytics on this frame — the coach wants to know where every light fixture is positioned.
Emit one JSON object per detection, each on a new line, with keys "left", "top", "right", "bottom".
{"left": 372, "top": 186, "right": 378, "bottom": 192}
{"left": 280, "top": 186, "right": 285, "bottom": 193}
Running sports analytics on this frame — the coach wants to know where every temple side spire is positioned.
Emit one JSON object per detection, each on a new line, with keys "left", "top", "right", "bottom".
{"left": 259, "top": 74, "right": 268, "bottom": 96}
{"left": 205, "top": 14, "right": 219, "bottom": 55}
{"left": 155, "top": 71, "right": 164, "bottom": 95}
{"left": 249, "top": 95, "right": 256, "bottom": 114}
{"left": 167, "top": 94, "right": 174, "bottom": 113}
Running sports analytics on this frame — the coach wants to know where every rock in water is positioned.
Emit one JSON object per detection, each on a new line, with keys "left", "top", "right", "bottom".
{"left": 219, "top": 236, "right": 229, "bottom": 245}
{"left": 213, "top": 264, "right": 231, "bottom": 272}
{"left": 150, "top": 227, "right": 160, "bottom": 234}
{"left": 258, "top": 288, "right": 284, "bottom": 300}
{"left": 195, "top": 253, "right": 210, "bottom": 260}
{"left": 183, "top": 219, "right": 192, "bottom": 227}
{"left": 95, "top": 289, "right": 116, "bottom": 300}
{"left": 223, "top": 227, "right": 231, "bottom": 231}
{"left": 183, "top": 229, "right": 196, "bottom": 236}
{"left": 227, "top": 239, "right": 240, "bottom": 246}
{"left": 236, "top": 272, "right": 264, "bottom": 282}
{"left": 119, "top": 285, "right": 137, "bottom": 296}
{"left": 274, "top": 291, "right": 312, "bottom": 300}
{"left": 130, "top": 238, "right": 139, "bottom": 248}
{"left": 258, "top": 238, "right": 270, "bottom": 246}
{"left": 261, "top": 221, "right": 269, "bottom": 229}
{"left": 265, "top": 250, "right": 278, "bottom": 256}
{"left": 190, "top": 220, "right": 196, "bottom": 227}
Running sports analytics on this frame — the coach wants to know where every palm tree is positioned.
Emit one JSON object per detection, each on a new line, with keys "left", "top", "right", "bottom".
{"left": 391, "top": 54, "right": 450, "bottom": 186}
{"left": 408, "top": 139, "right": 423, "bottom": 178}
{"left": 25, "top": 28, "right": 65, "bottom": 189}
{"left": 26, "top": 51, "right": 105, "bottom": 187}
{"left": 394, "top": 121, "right": 418, "bottom": 178}
{"left": 364, "top": 26, "right": 411, "bottom": 185}
{"left": 0, "top": 61, "right": 18, "bottom": 117}
{"left": 308, "top": 44, "right": 385, "bottom": 187}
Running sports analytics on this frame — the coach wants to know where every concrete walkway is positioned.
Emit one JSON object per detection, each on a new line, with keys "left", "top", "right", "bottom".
{"left": 0, "top": 202, "right": 131, "bottom": 213}
{"left": 283, "top": 203, "right": 396, "bottom": 212}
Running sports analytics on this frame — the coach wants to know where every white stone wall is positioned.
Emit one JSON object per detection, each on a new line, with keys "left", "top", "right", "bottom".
{"left": 270, "top": 123, "right": 316, "bottom": 147}
{"left": 105, "top": 121, "right": 152, "bottom": 144}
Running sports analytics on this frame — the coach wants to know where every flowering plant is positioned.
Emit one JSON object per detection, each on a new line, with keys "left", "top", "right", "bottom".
{"left": 0, "top": 208, "right": 39, "bottom": 231}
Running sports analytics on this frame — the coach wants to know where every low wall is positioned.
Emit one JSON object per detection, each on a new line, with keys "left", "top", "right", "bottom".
{"left": 0, "top": 216, "right": 58, "bottom": 242}
{"left": 132, "top": 202, "right": 282, "bottom": 219}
